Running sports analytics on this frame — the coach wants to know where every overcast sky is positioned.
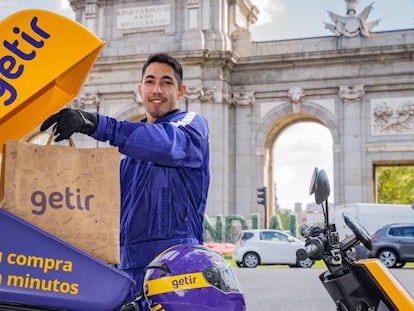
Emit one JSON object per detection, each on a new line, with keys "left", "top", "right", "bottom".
{"left": 1, "top": 0, "right": 412, "bottom": 41}
{"left": 250, "top": 0, "right": 413, "bottom": 41}
{"left": 1, "top": 1, "right": 412, "bottom": 210}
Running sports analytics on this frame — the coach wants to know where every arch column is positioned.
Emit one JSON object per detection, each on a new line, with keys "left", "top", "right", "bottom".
{"left": 231, "top": 92, "right": 261, "bottom": 219}
{"left": 338, "top": 85, "right": 366, "bottom": 203}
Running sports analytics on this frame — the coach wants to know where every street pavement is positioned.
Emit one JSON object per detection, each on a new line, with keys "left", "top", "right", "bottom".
{"left": 234, "top": 266, "right": 414, "bottom": 311}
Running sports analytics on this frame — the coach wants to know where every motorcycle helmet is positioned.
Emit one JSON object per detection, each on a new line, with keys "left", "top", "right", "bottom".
{"left": 143, "top": 244, "right": 246, "bottom": 311}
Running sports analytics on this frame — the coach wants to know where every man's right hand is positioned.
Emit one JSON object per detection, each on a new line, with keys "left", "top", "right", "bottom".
{"left": 40, "top": 108, "right": 98, "bottom": 142}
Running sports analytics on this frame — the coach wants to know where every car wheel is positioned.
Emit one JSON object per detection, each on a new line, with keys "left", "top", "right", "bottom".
{"left": 297, "top": 257, "right": 314, "bottom": 268}
{"left": 242, "top": 252, "right": 259, "bottom": 268}
{"left": 378, "top": 249, "right": 398, "bottom": 268}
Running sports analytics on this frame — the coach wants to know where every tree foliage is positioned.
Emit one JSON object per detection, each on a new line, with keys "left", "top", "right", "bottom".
{"left": 278, "top": 210, "right": 290, "bottom": 229}
{"left": 269, "top": 214, "right": 283, "bottom": 230}
{"left": 289, "top": 214, "right": 298, "bottom": 237}
{"left": 377, "top": 166, "right": 414, "bottom": 204}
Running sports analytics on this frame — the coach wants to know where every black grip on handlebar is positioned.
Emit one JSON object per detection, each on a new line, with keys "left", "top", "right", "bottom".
{"left": 296, "top": 238, "right": 325, "bottom": 261}
{"left": 296, "top": 243, "right": 320, "bottom": 260}
{"left": 300, "top": 225, "right": 323, "bottom": 238}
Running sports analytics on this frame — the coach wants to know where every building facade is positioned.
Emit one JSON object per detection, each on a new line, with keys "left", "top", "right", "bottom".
{"left": 58, "top": 0, "right": 414, "bottom": 225}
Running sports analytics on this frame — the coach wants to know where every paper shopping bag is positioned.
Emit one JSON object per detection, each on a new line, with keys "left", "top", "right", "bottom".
{"left": 0, "top": 139, "right": 120, "bottom": 264}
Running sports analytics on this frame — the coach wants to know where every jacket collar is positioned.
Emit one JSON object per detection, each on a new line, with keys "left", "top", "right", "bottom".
{"left": 140, "top": 108, "right": 181, "bottom": 123}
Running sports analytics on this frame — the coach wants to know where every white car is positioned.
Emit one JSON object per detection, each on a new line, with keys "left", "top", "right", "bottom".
{"left": 232, "top": 229, "right": 314, "bottom": 268}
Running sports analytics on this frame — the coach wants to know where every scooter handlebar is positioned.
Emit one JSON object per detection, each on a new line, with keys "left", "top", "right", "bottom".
{"left": 296, "top": 238, "right": 324, "bottom": 261}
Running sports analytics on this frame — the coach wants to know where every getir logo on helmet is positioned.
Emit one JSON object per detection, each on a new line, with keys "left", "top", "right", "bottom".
{"left": 0, "top": 9, "right": 104, "bottom": 149}
{"left": 145, "top": 272, "right": 211, "bottom": 296}
{"left": 143, "top": 244, "right": 246, "bottom": 311}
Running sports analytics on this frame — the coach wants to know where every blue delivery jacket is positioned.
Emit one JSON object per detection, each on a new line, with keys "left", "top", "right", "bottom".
{"left": 91, "top": 109, "right": 210, "bottom": 268}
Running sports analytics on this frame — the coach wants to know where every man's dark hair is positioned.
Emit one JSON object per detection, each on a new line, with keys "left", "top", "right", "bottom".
{"left": 141, "top": 53, "right": 183, "bottom": 87}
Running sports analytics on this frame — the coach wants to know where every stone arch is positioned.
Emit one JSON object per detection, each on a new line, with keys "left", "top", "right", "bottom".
{"left": 256, "top": 100, "right": 338, "bottom": 216}
{"left": 258, "top": 101, "right": 338, "bottom": 148}
{"left": 117, "top": 105, "right": 145, "bottom": 122}
{"left": 115, "top": 94, "right": 146, "bottom": 121}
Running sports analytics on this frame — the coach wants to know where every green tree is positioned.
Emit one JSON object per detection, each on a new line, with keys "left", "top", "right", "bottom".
{"left": 278, "top": 210, "right": 290, "bottom": 229}
{"left": 203, "top": 215, "right": 223, "bottom": 242}
{"left": 225, "top": 215, "right": 248, "bottom": 242}
{"left": 289, "top": 214, "right": 298, "bottom": 237}
{"left": 269, "top": 214, "right": 283, "bottom": 230}
{"left": 377, "top": 166, "right": 414, "bottom": 204}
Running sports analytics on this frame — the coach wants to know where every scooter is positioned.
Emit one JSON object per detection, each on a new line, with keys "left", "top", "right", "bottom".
{"left": 296, "top": 167, "right": 414, "bottom": 311}
{"left": 2, "top": 168, "right": 413, "bottom": 311}
{"left": 0, "top": 206, "right": 141, "bottom": 311}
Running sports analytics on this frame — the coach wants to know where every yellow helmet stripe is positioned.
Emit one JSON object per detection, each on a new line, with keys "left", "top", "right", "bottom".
{"left": 150, "top": 304, "right": 164, "bottom": 311}
{"left": 146, "top": 272, "right": 211, "bottom": 296}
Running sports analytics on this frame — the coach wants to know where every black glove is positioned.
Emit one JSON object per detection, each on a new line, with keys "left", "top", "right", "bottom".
{"left": 40, "top": 108, "right": 98, "bottom": 142}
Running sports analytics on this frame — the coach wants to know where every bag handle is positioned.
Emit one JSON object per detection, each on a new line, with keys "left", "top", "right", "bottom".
{"left": 47, "top": 128, "right": 76, "bottom": 147}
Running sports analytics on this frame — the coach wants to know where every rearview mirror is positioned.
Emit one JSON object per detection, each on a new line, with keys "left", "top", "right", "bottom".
{"left": 309, "top": 167, "right": 330, "bottom": 204}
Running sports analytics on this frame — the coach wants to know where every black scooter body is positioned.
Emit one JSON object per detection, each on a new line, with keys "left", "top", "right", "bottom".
{"left": 321, "top": 263, "right": 397, "bottom": 311}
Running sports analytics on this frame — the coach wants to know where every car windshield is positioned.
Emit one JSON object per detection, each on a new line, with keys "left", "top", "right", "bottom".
{"left": 260, "top": 231, "right": 287, "bottom": 241}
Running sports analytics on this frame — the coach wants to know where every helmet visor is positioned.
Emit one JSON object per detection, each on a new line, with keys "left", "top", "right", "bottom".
{"left": 203, "top": 262, "right": 242, "bottom": 293}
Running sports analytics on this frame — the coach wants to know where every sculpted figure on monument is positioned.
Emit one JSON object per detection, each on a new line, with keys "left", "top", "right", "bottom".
{"left": 324, "top": 0, "right": 380, "bottom": 37}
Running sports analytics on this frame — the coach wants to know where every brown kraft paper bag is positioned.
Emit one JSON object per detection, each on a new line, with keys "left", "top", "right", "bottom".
{"left": 0, "top": 139, "right": 120, "bottom": 264}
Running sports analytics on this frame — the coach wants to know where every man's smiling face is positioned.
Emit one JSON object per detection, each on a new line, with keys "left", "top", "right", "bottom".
{"left": 139, "top": 62, "right": 187, "bottom": 123}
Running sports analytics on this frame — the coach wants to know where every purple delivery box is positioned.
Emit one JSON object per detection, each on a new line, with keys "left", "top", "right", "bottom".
{"left": 0, "top": 208, "right": 134, "bottom": 310}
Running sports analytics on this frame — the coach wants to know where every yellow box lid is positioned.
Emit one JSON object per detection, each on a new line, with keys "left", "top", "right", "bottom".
{"left": 0, "top": 9, "right": 105, "bottom": 149}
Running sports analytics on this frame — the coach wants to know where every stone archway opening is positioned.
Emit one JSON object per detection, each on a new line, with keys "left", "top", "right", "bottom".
{"left": 271, "top": 121, "right": 334, "bottom": 215}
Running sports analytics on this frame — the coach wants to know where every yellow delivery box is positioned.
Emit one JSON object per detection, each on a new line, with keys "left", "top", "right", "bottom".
{"left": 0, "top": 9, "right": 105, "bottom": 149}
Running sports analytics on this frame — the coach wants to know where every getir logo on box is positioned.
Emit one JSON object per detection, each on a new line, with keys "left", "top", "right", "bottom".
{"left": 0, "top": 9, "right": 105, "bottom": 149}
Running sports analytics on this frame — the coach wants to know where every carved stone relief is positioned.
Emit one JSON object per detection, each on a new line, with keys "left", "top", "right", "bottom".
{"left": 184, "top": 87, "right": 216, "bottom": 103}
{"left": 72, "top": 93, "right": 99, "bottom": 109}
{"left": 232, "top": 91, "right": 255, "bottom": 107}
{"left": 200, "top": 88, "right": 216, "bottom": 103}
{"left": 288, "top": 87, "right": 305, "bottom": 113}
{"left": 338, "top": 85, "right": 365, "bottom": 100}
{"left": 371, "top": 99, "right": 414, "bottom": 135}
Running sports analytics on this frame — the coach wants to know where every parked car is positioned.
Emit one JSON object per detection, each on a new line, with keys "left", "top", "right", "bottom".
{"left": 367, "top": 223, "right": 414, "bottom": 268}
{"left": 232, "top": 229, "right": 314, "bottom": 268}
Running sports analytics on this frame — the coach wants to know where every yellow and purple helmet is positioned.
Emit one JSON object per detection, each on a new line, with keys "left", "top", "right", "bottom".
{"left": 143, "top": 244, "right": 245, "bottom": 311}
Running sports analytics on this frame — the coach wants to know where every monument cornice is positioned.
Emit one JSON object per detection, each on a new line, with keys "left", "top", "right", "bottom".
{"left": 234, "top": 44, "right": 414, "bottom": 71}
